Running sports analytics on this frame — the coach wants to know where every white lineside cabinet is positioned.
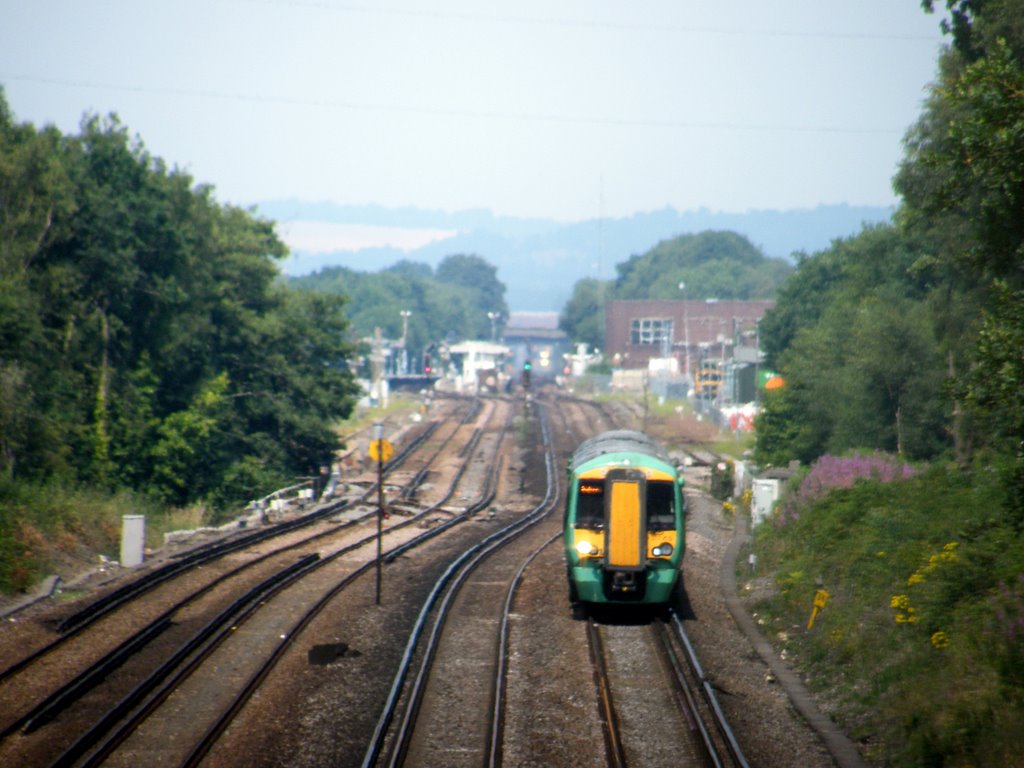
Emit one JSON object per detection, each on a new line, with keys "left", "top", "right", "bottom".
{"left": 751, "top": 479, "right": 780, "bottom": 527}
{"left": 120, "top": 514, "right": 145, "bottom": 567}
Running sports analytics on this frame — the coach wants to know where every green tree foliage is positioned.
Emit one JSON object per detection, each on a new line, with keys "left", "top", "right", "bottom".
{"left": 434, "top": 253, "right": 508, "bottom": 338}
{"left": 558, "top": 230, "right": 791, "bottom": 346}
{"left": 760, "top": 7, "right": 1024, "bottom": 463}
{"left": 289, "top": 253, "right": 509, "bottom": 361}
{"left": 0, "top": 92, "right": 360, "bottom": 511}
{"left": 922, "top": 0, "right": 1024, "bottom": 63}
{"left": 757, "top": 250, "right": 845, "bottom": 370}
{"left": 559, "top": 278, "right": 607, "bottom": 352}
{"left": 751, "top": 6, "right": 1024, "bottom": 762}
{"left": 612, "top": 230, "right": 792, "bottom": 300}
{"left": 897, "top": 3, "right": 1024, "bottom": 472}
{"left": 966, "top": 284, "right": 1024, "bottom": 448}
{"left": 756, "top": 225, "right": 948, "bottom": 463}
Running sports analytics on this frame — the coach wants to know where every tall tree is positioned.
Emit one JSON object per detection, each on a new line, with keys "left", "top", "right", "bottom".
{"left": 612, "top": 231, "right": 791, "bottom": 301}
{"left": 559, "top": 278, "right": 607, "bottom": 351}
{"left": 435, "top": 254, "right": 508, "bottom": 337}
{"left": 898, "top": 2, "right": 1024, "bottom": 473}
{"left": 0, "top": 98, "right": 362, "bottom": 509}
{"left": 756, "top": 226, "right": 948, "bottom": 463}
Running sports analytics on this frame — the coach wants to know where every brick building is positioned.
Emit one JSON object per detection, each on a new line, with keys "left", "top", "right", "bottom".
{"left": 604, "top": 299, "right": 774, "bottom": 375}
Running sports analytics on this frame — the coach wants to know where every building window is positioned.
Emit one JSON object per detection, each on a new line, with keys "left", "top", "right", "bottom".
{"left": 630, "top": 318, "right": 674, "bottom": 347}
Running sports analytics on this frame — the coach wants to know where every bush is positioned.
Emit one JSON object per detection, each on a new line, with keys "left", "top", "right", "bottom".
{"left": 749, "top": 459, "right": 1024, "bottom": 765}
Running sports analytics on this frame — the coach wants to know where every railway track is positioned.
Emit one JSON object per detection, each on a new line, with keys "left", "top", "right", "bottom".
{"left": 581, "top": 613, "right": 749, "bottom": 768}
{"left": 0, "top": 390, "right": 762, "bottom": 768}
{"left": 352, "top": 395, "right": 750, "bottom": 768}
{"left": 0, "top": 401, "right": 469, "bottom": 683}
{"left": 361, "top": 404, "right": 558, "bottom": 767}
{"left": 0, "top": 396, "right": 515, "bottom": 767}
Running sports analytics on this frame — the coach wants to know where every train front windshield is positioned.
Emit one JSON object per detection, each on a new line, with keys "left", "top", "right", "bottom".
{"left": 576, "top": 480, "right": 605, "bottom": 529}
{"left": 574, "top": 478, "right": 676, "bottom": 531}
{"left": 646, "top": 480, "right": 676, "bottom": 531}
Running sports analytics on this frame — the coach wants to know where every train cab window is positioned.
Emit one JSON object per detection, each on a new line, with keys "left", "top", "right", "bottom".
{"left": 646, "top": 480, "right": 676, "bottom": 531}
{"left": 576, "top": 480, "right": 604, "bottom": 529}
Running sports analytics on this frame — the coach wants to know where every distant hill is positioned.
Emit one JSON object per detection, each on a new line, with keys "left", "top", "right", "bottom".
{"left": 259, "top": 201, "right": 893, "bottom": 312}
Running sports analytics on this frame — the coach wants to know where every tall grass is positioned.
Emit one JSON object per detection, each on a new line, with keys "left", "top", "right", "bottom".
{"left": 0, "top": 479, "right": 212, "bottom": 595}
{"left": 1, "top": 396, "right": 426, "bottom": 597}
{"left": 749, "top": 455, "right": 1024, "bottom": 766}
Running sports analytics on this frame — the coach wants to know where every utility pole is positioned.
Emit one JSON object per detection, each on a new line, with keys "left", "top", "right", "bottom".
{"left": 400, "top": 310, "right": 411, "bottom": 374}
{"left": 679, "top": 282, "right": 690, "bottom": 388}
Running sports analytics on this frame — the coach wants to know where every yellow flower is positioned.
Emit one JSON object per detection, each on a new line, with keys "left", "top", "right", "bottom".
{"left": 931, "top": 631, "right": 950, "bottom": 649}
{"left": 908, "top": 572, "right": 926, "bottom": 586}
{"left": 891, "top": 594, "right": 920, "bottom": 623}
{"left": 890, "top": 594, "right": 910, "bottom": 610}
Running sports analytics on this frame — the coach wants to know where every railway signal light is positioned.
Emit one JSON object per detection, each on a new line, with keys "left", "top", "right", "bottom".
{"left": 522, "top": 360, "right": 532, "bottom": 388}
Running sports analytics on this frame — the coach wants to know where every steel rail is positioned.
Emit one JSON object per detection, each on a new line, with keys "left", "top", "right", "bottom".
{"left": 383, "top": 401, "right": 515, "bottom": 564}
{"left": 52, "top": 553, "right": 322, "bottom": 768}
{"left": 653, "top": 619, "right": 725, "bottom": 768}
{"left": 53, "top": 417, "right": 443, "bottom": 634}
{"left": 180, "top": 402, "right": 515, "bottom": 767}
{"left": 387, "top": 418, "right": 558, "bottom": 768}
{"left": 486, "top": 531, "right": 562, "bottom": 768}
{"left": 586, "top": 619, "right": 628, "bottom": 768}
{"left": 0, "top": 404, "right": 473, "bottom": 693}
{"left": 361, "top": 403, "right": 556, "bottom": 768}
{"left": 15, "top": 618, "right": 173, "bottom": 736}
{"left": 0, "top": 404, "right": 483, "bottom": 750}
{"left": 670, "top": 610, "right": 750, "bottom": 768}
{"left": 487, "top": 394, "right": 568, "bottom": 767}
{"left": 5, "top": 397, "right": 515, "bottom": 768}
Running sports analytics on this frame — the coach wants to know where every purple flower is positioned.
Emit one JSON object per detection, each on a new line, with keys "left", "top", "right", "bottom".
{"left": 778, "top": 453, "right": 921, "bottom": 523}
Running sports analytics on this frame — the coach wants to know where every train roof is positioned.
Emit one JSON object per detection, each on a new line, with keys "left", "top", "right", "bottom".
{"left": 569, "top": 430, "right": 671, "bottom": 471}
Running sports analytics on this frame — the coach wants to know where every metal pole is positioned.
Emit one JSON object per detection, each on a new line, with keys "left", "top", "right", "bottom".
{"left": 679, "top": 282, "right": 690, "bottom": 388}
{"left": 400, "top": 310, "right": 411, "bottom": 374}
{"left": 374, "top": 422, "right": 384, "bottom": 605}
{"left": 755, "top": 319, "right": 761, "bottom": 405}
{"left": 376, "top": 449, "right": 383, "bottom": 604}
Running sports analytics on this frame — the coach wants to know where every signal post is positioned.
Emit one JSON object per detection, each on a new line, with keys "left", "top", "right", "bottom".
{"left": 369, "top": 422, "right": 393, "bottom": 605}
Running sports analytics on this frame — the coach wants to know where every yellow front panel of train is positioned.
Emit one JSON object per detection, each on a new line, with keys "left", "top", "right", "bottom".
{"left": 607, "top": 479, "right": 643, "bottom": 569}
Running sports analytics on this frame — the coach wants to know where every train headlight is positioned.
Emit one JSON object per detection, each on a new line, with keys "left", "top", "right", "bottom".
{"left": 576, "top": 541, "right": 599, "bottom": 557}
{"left": 652, "top": 543, "right": 674, "bottom": 557}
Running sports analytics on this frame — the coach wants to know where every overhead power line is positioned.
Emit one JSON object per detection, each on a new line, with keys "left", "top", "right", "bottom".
{"left": 1, "top": 72, "right": 905, "bottom": 136}
{"left": 232, "top": 0, "right": 941, "bottom": 43}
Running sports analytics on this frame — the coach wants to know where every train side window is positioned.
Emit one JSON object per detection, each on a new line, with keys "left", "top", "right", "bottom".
{"left": 576, "top": 480, "right": 604, "bottom": 529}
{"left": 646, "top": 480, "right": 676, "bottom": 531}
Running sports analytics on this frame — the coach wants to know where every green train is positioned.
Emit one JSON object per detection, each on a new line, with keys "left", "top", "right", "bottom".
{"left": 564, "top": 430, "right": 685, "bottom": 613}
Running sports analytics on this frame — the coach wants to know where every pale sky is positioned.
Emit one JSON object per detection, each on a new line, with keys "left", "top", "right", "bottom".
{"left": 1, "top": 1, "right": 948, "bottom": 223}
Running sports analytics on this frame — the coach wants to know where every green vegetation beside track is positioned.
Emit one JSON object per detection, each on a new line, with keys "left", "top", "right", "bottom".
{"left": 746, "top": 455, "right": 1024, "bottom": 766}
